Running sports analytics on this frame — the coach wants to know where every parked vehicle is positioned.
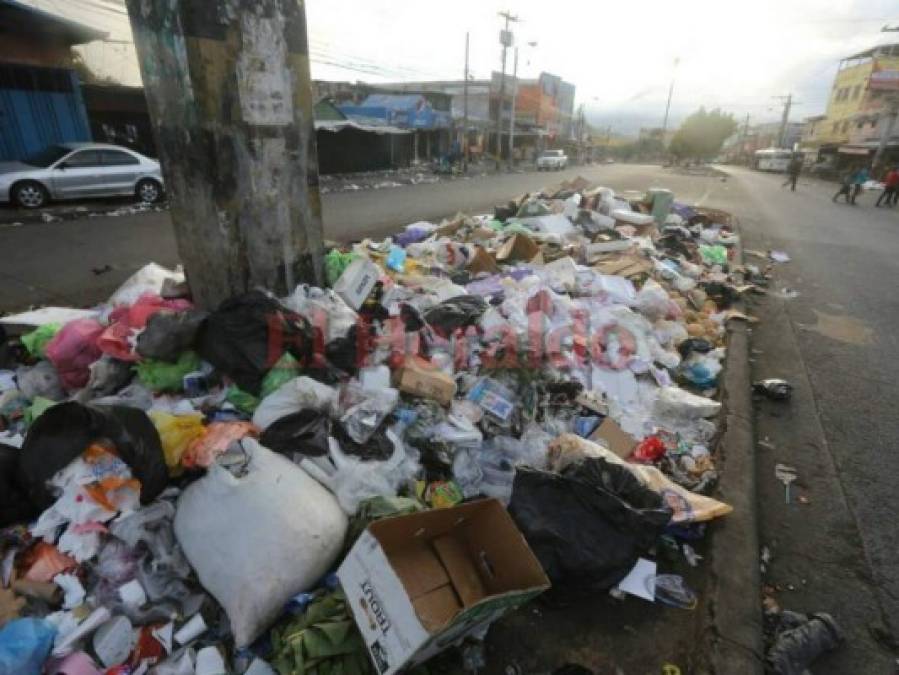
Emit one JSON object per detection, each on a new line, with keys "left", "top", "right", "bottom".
{"left": 0, "top": 143, "right": 165, "bottom": 209}
{"left": 537, "top": 149, "right": 568, "bottom": 171}
{"left": 754, "top": 148, "right": 793, "bottom": 173}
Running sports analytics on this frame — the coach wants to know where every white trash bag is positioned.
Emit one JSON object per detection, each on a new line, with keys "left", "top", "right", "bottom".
{"left": 173, "top": 440, "right": 347, "bottom": 647}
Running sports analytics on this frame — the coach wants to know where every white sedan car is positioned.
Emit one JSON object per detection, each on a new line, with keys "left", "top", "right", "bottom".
{"left": 536, "top": 149, "right": 568, "bottom": 171}
{"left": 0, "top": 142, "right": 165, "bottom": 209}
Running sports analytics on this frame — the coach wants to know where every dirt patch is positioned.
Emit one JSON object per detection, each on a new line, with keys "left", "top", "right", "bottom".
{"left": 800, "top": 309, "right": 875, "bottom": 346}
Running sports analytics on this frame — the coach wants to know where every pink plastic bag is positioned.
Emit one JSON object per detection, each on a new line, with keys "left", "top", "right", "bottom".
{"left": 97, "top": 294, "right": 192, "bottom": 361}
{"left": 45, "top": 318, "right": 104, "bottom": 390}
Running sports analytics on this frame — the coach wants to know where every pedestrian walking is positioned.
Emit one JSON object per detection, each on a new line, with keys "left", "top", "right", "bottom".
{"left": 849, "top": 166, "right": 869, "bottom": 205}
{"left": 875, "top": 167, "right": 899, "bottom": 207}
{"left": 832, "top": 168, "right": 853, "bottom": 203}
{"left": 781, "top": 154, "right": 803, "bottom": 191}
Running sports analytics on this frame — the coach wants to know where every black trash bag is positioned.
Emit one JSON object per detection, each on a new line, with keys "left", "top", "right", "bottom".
{"left": 332, "top": 422, "right": 395, "bottom": 462}
{"left": 424, "top": 295, "right": 488, "bottom": 338}
{"left": 196, "top": 291, "right": 313, "bottom": 396}
{"left": 657, "top": 233, "right": 693, "bottom": 258}
{"left": 136, "top": 309, "right": 208, "bottom": 362}
{"left": 753, "top": 379, "right": 793, "bottom": 401}
{"left": 508, "top": 460, "right": 672, "bottom": 592}
{"left": 767, "top": 611, "right": 844, "bottom": 675}
{"left": 78, "top": 355, "right": 133, "bottom": 401}
{"left": 0, "top": 443, "right": 37, "bottom": 528}
{"left": 17, "top": 401, "right": 168, "bottom": 510}
{"left": 260, "top": 409, "right": 331, "bottom": 458}
{"left": 677, "top": 337, "right": 713, "bottom": 359}
{"left": 700, "top": 281, "right": 739, "bottom": 308}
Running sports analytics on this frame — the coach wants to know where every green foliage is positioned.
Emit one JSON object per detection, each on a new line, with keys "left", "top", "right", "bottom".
{"left": 669, "top": 107, "right": 738, "bottom": 160}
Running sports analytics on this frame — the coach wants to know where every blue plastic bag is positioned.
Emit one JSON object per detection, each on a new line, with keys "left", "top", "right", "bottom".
{"left": 0, "top": 618, "right": 57, "bottom": 675}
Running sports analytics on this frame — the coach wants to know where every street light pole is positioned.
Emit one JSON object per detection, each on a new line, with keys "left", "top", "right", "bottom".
{"left": 495, "top": 10, "right": 518, "bottom": 169}
{"left": 661, "top": 57, "right": 679, "bottom": 140}
{"left": 508, "top": 46, "right": 518, "bottom": 166}
{"left": 872, "top": 96, "right": 899, "bottom": 171}
{"left": 463, "top": 32, "right": 469, "bottom": 170}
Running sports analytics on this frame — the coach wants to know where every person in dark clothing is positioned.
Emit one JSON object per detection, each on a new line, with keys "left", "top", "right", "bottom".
{"left": 782, "top": 155, "right": 803, "bottom": 191}
{"left": 876, "top": 167, "right": 899, "bottom": 207}
{"left": 832, "top": 169, "right": 853, "bottom": 203}
{"left": 850, "top": 166, "right": 869, "bottom": 205}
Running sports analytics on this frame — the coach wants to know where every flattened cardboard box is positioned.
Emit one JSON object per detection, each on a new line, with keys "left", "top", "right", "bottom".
{"left": 338, "top": 499, "right": 550, "bottom": 675}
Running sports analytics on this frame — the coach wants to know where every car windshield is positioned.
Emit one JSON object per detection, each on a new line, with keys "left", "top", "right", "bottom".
{"left": 21, "top": 145, "right": 71, "bottom": 168}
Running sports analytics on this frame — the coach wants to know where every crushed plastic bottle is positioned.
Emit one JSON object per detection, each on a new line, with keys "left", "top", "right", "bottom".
{"left": 753, "top": 379, "right": 793, "bottom": 401}
{"left": 650, "top": 574, "right": 698, "bottom": 609}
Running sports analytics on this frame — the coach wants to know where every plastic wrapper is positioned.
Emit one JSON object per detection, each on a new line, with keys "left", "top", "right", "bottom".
{"left": 107, "top": 263, "right": 184, "bottom": 307}
{"left": 21, "top": 324, "right": 61, "bottom": 360}
{"left": 282, "top": 284, "right": 357, "bottom": 343}
{"left": 174, "top": 440, "right": 347, "bottom": 647}
{"left": 324, "top": 250, "right": 359, "bottom": 287}
{"left": 181, "top": 421, "right": 257, "bottom": 469}
{"left": 424, "top": 295, "right": 488, "bottom": 337}
{"left": 252, "top": 376, "right": 338, "bottom": 430}
{"left": 135, "top": 351, "right": 201, "bottom": 393}
{"left": 136, "top": 309, "right": 207, "bottom": 363}
{"left": 45, "top": 318, "right": 104, "bottom": 391}
{"left": 548, "top": 435, "right": 732, "bottom": 524}
{"left": 337, "top": 383, "right": 398, "bottom": 444}
{"left": 0, "top": 617, "right": 57, "bottom": 675}
{"left": 16, "top": 361, "right": 65, "bottom": 402}
{"left": 654, "top": 386, "right": 721, "bottom": 420}
{"left": 77, "top": 355, "right": 133, "bottom": 402}
{"left": 766, "top": 611, "right": 844, "bottom": 675}
{"left": 148, "top": 412, "right": 206, "bottom": 472}
{"left": 98, "top": 295, "right": 192, "bottom": 362}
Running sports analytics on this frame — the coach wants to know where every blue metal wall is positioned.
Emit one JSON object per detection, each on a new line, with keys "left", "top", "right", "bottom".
{"left": 0, "top": 63, "right": 91, "bottom": 161}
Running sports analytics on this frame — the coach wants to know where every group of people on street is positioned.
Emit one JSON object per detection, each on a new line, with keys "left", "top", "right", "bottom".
{"left": 778, "top": 152, "right": 899, "bottom": 207}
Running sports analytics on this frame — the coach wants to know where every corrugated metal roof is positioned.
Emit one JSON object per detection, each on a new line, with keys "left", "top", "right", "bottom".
{"left": 0, "top": 0, "right": 107, "bottom": 45}
{"left": 359, "top": 93, "right": 426, "bottom": 110}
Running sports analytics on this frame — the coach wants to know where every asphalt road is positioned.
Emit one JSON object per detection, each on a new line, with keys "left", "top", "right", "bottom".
{"left": 3, "top": 162, "right": 899, "bottom": 670}
{"left": 0, "top": 163, "right": 723, "bottom": 312}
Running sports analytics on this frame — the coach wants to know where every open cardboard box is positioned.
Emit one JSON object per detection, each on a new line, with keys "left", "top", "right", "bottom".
{"left": 338, "top": 499, "right": 550, "bottom": 675}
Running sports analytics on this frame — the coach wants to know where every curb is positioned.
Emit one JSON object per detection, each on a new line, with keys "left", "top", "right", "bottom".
{"left": 699, "top": 228, "right": 763, "bottom": 672}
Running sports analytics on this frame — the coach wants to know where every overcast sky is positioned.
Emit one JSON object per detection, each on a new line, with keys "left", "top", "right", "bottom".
{"left": 27, "top": 0, "right": 899, "bottom": 131}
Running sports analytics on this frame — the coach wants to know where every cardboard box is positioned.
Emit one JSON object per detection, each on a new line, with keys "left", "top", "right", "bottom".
{"left": 466, "top": 246, "right": 499, "bottom": 275}
{"left": 590, "top": 417, "right": 638, "bottom": 459}
{"left": 333, "top": 258, "right": 380, "bottom": 310}
{"left": 495, "top": 233, "right": 540, "bottom": 263}
{"left": 394, "top": 359, "right": 457, "bottom": 406}
{"left": 338, "top": 499, "right": 550, "bottom": 675}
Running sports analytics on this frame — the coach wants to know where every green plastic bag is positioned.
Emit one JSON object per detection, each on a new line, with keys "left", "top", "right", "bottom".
{"left": 699, "top": 244, "right": 728, "bottom": 266}
{"left": 21, "top": 324, "right": 61, "bottom": 359}
{"left": 135, "top": 351, "right": 200, "bottom": 393}
{"left": 271, "top": 590, "right": 374, "bottom": 675}
{"left": 260, "top": 353, "right": 300, "bottom": 399}
{"left": 25, "top": 397, "right": 56, "bottom": 426}
{"left": 325, "top": 250, "right": 359, "bottom": 287}
{"left": 225, "top": 385, "right": 259, "bottom": 414}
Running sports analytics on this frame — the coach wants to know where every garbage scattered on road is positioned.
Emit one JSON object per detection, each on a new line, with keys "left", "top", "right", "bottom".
{"left": 775, "top": 464, "right": 799, "bottom": 504}
{"left": 0, "top": 176, "right": 744, "bottom": 673}
{"left": 769, "top": 250, "right": 792, "bottom": 263}
{"left": 754, "top": 378, "right": 794, "bottom": 400}
{"left": 766, "top": 611, "right": 844, "bottom": 675}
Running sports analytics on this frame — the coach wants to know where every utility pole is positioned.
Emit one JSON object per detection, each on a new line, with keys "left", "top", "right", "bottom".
{"left": 124, "top": 0, "right": 324, "bottom": 309}
{"left": 463, "top": 32, "right": 469, "bottom": 170}
{"left": 774, "top": 94, "right": 801, "bottom": 149}
{"left": 741, "top": 114, "right": 750, "bottom": 164}
{"left": 872, "top": 96, "right": 899, "bottom": 171}
{"left": 495, "top": 10, "right": 518, "bottom": 168}
{"left": 661, "top": 57, "right": 679, "bottom": 140}
{"left": 508, "top": 46, "right": 518, "bottom": 166}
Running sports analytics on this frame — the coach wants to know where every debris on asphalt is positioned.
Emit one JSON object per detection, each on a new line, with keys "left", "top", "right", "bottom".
{"left": 775, "top": 464, "right": 799, "bottom": 504}
{"left": 766, "top": 611, "right": 844, "bottom": 675}
{"left": 769, "top": 250, "right": 792, "bottom": 263}
{"left": 0, "top": 177, "right": 745, "bottom": 673}
{"left": 754, "top": 378, "right": 794, "bottom": 400}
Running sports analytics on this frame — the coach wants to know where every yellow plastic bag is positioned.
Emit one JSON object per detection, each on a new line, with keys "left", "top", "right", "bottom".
{"left": 148, "top": 411, "right": 206, "bottom": 474}
{"left": 548, "top": 434, "right": 733, "bottom": 524}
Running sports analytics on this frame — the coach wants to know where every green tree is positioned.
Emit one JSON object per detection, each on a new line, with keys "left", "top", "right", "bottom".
{"left": 669, "top": 107, "right": 737, "bottom": 161}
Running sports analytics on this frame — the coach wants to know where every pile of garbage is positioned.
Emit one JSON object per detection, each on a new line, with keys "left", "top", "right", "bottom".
{"left": 0, "top": 178, "right": 746, "bottom": 674}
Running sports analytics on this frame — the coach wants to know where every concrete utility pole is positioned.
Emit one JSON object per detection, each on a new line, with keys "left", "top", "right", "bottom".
{"left": 495, "top": 10, "right": 518, "bottom": 167}
{"left": 124, "top": 0, "right": 325, "bottom": 309}
{"left": 774, "top": 94, "right": 801, "bottom": 149}
{"left": 463, "top": 32, "right": 469, "bottom": 169}
{"left": 741, "top": 114, "right": 750, "bottom": 163}
{"left": 872, "top": 97, "right": 899, "bottom": 170}
{"left": 661, "top": 57, "right": 679, "bottom": 140}
{"left": 508, "top": 46, "right": 518, "bottom": 166}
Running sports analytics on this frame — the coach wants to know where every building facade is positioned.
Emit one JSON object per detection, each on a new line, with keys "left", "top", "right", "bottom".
{"left": 804, "top": 43, "right": 899, "bottom": 168}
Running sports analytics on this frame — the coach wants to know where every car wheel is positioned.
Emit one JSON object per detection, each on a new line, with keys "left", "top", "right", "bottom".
{"left": 136, "top": 178, "right": 162, "bottom": 204}
{"left": 12, "top": 180, "right": 49, "bottom": 209}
